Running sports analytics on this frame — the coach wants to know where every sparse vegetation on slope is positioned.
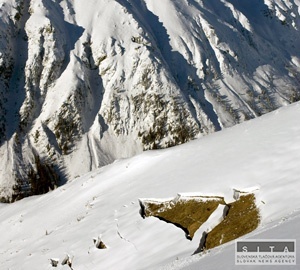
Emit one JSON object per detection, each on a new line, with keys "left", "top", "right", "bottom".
{"left": 141, "top": 196, "right": 225, "bottom": 238}
{"left": 140, "top": 193, "right": 260, "bottom": 252}
{"left": 12, "top": 154, "right": 59, "bottom": 202}
{"left": 205, "top": 194, "right": 260, "bottom": 250}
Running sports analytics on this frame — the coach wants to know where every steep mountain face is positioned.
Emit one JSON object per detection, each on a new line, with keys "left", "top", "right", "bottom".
{"left": 0, "top": 0, "right": 299, "bottom": 201}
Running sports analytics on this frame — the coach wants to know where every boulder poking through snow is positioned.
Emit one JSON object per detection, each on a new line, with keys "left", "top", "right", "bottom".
{"left": 50, "top": 258, "right": 59, "bottom": 267}
{"left": 93, "top": 237, "right": 107, "bottom": 249}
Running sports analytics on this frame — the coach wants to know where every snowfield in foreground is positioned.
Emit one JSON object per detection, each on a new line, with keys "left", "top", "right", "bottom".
{"left": 1, "top": 102, "right": 300, "bottom": 269}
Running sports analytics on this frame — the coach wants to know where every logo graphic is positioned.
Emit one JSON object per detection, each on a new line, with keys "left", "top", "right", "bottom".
{"left": 235, "top": 239, "right": 296, "bottom": 265}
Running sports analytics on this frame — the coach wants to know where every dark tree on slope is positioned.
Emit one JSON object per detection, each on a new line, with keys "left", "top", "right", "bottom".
{"left": 28, "top": 155, "right": 58, "bottom": 195}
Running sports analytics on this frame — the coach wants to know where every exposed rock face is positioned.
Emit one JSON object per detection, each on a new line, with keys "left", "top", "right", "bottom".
{"left": 0, "top": 0, "right": 300, "bottom": 201}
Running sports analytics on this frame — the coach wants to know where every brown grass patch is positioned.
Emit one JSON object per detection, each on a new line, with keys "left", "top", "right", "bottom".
{"left": 141, "top": 193, "right": 260, "bottom": 252}
{"left": 141, "top": 196, "right": 225, "bottom": 238}
{"left": 205, "top": 194, "right": 260, "bottom": 250}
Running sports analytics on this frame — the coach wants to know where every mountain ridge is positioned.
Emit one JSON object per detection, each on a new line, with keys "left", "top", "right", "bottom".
{"left": 0, "top": 0, "right": 300, "bottom": 200}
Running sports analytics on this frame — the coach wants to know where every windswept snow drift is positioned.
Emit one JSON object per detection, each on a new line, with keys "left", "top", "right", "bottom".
{"left": 1, "top": 102, "right": 300, "bottom": 269}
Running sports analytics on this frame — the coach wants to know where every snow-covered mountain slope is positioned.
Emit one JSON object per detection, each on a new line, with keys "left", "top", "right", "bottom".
{"left": 0, "top": 101, "right": 300, "bottom": 269}
{"left": 1, "top": 0, "right": 300, "bottom": 200}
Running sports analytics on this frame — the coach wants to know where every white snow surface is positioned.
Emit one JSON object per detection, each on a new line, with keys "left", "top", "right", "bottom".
{"left": 1, "top": 102, "right": 300, "bottom": 269}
